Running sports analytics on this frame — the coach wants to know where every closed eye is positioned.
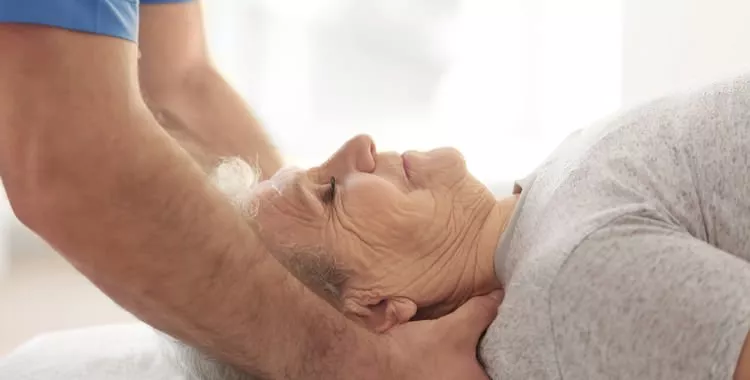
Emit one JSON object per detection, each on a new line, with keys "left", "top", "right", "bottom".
{"left": 321, "top": 176, "right": 336, "bottom": 204}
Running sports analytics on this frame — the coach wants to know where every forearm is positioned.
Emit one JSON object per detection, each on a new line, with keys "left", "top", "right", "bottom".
{"left": 11, "top": 102, "right": 379, "bottom": 379}
{"left": 0, "top": 30, "right": 380, "bottom": 379}
{"left": 142, "top": 66, "right": 283, "bottom": 178}
{"left": 737, "top": 332, "right": 750, "bottom": 380}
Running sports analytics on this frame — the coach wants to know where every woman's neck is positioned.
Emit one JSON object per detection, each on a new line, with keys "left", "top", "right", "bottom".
{"left": 464, "top": 194, "right": 519, "bottom": 295}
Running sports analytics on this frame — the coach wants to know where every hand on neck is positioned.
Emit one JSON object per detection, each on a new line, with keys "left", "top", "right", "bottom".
{"left": 333, "top": 189, "right": 520, "bottom": 326}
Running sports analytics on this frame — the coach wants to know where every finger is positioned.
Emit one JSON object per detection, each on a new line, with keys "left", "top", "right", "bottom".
{"left": 455, "top": 361, "right": 493, "bottom": 380}
{"left": 466, "top": 366, "right": 492, "bottom": 380}
{"left": 435, "top": 290, "right": 503, "bottom": 343}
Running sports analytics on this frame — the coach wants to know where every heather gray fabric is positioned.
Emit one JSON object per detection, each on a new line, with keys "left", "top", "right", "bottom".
{"left": 482, "top": 75, "right": 750, "bottom": 379}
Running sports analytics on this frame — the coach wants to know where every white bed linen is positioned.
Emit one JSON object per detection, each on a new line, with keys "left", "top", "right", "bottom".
{"left": 0, "top": 323, "right": 184, "bottom": 380}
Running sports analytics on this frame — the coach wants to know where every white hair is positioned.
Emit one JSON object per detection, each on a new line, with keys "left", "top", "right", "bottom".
{"left": 208, "top": 157, "right": 261, "bottom": 217}
{"left": 158, "top": 332, "right": 262, "bottom": 380}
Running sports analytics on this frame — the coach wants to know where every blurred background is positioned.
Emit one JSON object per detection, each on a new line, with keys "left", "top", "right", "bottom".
{"left": 3, "top": 0, "right": 750, "bottom": 355}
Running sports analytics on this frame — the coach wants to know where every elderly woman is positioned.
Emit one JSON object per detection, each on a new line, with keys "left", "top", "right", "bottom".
{"left": 170, "top": 75, "right": 750, "bottom": 380}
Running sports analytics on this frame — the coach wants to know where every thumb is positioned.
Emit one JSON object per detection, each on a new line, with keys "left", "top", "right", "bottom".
{"left": 435, "top": 290, "right": 503, "bottom": 343}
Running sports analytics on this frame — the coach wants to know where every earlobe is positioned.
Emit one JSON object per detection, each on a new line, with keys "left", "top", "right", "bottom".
{"left": 342, "top": 297, "right": 418, "bottom": 333}
{"left": 377, "top": 297, "right": 418, "bottom": 332}
{"left": 366, "top": 297, "right": 417, "bottom": 333}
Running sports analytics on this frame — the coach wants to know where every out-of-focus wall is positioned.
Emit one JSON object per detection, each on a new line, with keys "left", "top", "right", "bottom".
{"left": 622, "top": 0, "right": 750, "bottom": 107}
{"left": 0, "top": 254, "right": 137, "bottom": 356}
{"left": 204, "top": 0, "right": 623, "bottom": 183}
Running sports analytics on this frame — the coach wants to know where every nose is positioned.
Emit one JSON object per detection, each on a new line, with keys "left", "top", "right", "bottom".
{"left": 322, "top": 134, "right": 377, "bottom": 177}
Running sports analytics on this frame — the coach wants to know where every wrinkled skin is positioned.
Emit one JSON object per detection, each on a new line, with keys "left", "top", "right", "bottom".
{"left": 251, "top": 135, "right": 503, "bottom": 331}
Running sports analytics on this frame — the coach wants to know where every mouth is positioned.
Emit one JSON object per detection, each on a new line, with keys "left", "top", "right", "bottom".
{"left": 401, "top": 152, "right": 410, "bottom": 180}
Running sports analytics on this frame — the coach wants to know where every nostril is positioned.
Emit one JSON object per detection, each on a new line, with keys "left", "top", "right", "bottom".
{"left": 338, "top": 134, "right": 377, "bottom": 173}
{"left": 356, "top": 136, "right": 377, "bottom": 173}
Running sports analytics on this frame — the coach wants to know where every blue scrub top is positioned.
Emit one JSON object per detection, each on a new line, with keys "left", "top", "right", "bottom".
{"left": 0, "top": 0, "right": 193, "bottom": 42}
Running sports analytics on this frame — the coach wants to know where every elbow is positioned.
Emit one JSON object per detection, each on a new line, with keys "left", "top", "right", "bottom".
{"left": 0, "top": 130, "right": 60, "bottom": 239}
{"left": 4, "top": 169, "right": 98, "bottom": 259}
{"left": 2, "top": 146, "right": 83, "bottom": 245}
{"left": 1, "top": 148, "right": 43, "bottom": 233}
{"left": 3, "top": 171, "right": 65, "bottom": 242}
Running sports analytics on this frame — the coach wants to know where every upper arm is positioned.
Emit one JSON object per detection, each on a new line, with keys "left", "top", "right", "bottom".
{"left": 0, "top": 24, "right": 140, "bottom": 149}
{"left": 138, "top": 0, "right": 212, "bottom": 98}
{"left": 0, "top": 23, "right": 147, "bottom": 221}
{"left": 0, "top": 0, "right": 139, "bottom": 41}
{"left": 0, "top": 0, "right": 144, "bottom": 148}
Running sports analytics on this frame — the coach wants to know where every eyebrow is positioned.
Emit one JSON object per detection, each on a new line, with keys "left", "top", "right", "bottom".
{"left": 287, "top": 170, "right": 321, "bottom": 201}
{"left": 272, "top": 167, "right": 330, "bottom": 211}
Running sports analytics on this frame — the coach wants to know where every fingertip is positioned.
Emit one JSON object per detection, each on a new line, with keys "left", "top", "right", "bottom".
{"left": 488, "top": 290, "right": 504, "bottom": 302}
{"left": 465, "top": 293, "right": 500, "bottom": 319}
{"left": 437, "top": 293, "right": 501, "bottom": 344}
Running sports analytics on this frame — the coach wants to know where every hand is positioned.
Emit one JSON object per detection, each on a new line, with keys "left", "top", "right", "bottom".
{"left": 383, "top": 290, "right": 504, "bottom": 380}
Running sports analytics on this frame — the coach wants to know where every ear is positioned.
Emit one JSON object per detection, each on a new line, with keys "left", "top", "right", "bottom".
{"left": 345, "top": 297, "right": 417, "bottom": 333}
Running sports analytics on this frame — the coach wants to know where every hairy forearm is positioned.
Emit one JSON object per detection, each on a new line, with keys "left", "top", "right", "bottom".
{"left": 142, "top": 66, "right": 282, "bottom": 178}
{"left": 9, "top": 102, "right": 379, "bottom": 379}
{"left": 0, "top": 28, "right": 381, "bottom": 380}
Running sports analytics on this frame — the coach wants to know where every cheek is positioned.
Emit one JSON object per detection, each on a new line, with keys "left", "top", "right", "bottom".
{"left": 254, "top": 202, "right": 323, "bottom": 249}
{"left": 341, "top": 188, "right": 431, "bottom": 244}
{"left": 410, "top": 148, "right": 467, "bottom": 186}
{"left": 340, "top": 179, "right": 404, "bottom": 219}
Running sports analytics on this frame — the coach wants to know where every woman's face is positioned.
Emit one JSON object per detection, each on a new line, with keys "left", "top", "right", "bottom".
{"left": 251, "top": 135, "right": 496, "bottom": 331}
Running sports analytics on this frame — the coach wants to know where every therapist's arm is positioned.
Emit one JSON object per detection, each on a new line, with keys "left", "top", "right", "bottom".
{"left": 737, "top": 332, "right": 750, "bottom": 380}
{"left": 138, "top": 2, "right": 282, "bottom": 177}
{"left": 0, "top": 16, "right": 502, "bottom": 380}
{"left": 0, "top": 24, "right": 381, "bottom": 379}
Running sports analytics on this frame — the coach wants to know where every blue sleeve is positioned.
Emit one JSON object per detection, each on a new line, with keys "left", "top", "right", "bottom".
{"left": 141, "top": 0, "right": 193, "bottom": 3}
{"left": 0, "top": 0, "right": 193, "bottom": 42}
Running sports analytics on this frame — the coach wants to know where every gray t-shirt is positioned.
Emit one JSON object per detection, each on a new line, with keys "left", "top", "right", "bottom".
{"left": 481, "top": 75, "right": 750, "bottom": 379}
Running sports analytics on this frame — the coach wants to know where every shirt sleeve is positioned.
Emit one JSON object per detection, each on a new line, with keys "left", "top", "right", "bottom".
{"left": 0, "top": 0, "right": 138, "bottom": 41}
{"left": 550, "top": 214, "right": 750, "bottom": 379}
{"left": 0, "top": 0, "right": 194, "bottom": 42}
{"left": 141, "top": 0, "right": 193, "bottom": 3}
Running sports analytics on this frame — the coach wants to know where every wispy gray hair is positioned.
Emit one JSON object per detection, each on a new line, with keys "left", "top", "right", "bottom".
{"left": 157, "top": 332, "right": 265, "bottom": 380}
{"left": 157, "top": 157, "right": 348, "bottom": 380}
{"left": 275, "top": 244, "right": 349, "bottom": 306}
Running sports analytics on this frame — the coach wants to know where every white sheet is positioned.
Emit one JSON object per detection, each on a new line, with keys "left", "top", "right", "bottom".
{"left": 0, "top": 324, "right": 184, "bottom": 379}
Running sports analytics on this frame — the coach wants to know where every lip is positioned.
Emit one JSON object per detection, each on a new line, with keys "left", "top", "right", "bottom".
{"left": 401, "top": 152, "right": 410, "bottom": 180}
